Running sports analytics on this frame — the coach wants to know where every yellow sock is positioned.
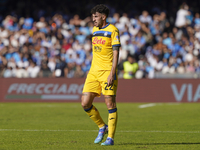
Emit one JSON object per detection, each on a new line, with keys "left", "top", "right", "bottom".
{"left": 108, "top": 108, "right": 118, "bottom": 139}
{"left": 84, "top": 105, "right": 105, "bottom": 128}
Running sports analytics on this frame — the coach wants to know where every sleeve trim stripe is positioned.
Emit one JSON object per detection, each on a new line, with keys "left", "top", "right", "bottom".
{"left": 112, "top": 44, "right": 121, "bottom": 47}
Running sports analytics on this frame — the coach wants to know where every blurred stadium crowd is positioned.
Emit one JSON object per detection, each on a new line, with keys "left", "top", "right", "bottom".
{"left": 1, "top": 0, "right": 200, "bottom": 78}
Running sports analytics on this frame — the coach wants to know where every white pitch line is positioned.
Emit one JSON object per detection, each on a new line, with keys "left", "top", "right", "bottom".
{"left": 138, "top": 103, "right": 181, "bottom": 109}
{"left": 138, "top": 103, "right": 157, "bottom": 108}
{"left": 0, "top": 129, "right": 199, "bottom": 134}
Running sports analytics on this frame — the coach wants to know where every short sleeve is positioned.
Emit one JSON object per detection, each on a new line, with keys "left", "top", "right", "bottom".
{"left": 111, "top": 28, "right": 121, "bottom": 47}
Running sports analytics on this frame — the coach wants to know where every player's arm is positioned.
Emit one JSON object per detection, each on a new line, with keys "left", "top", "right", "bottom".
{"left": 107, "top": 46, "right": 120, "bottom": 87}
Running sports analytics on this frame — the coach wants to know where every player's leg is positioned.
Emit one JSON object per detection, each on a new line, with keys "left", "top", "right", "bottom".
{"left": 81, "top": 92, "right": 108, "bottom": 144}
{"left": 100, "top": 71, "right": 118, "bottom": 145}
{"left": 81, "top": 92, "right": 105, "bottom": 128}
{"left": 101, "top": 95, "right": 117, "bottom": 145}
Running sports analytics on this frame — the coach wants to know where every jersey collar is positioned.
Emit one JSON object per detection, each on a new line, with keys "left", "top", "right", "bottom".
{"left": 100, "top": 23, "right": 110, "bottom": 29}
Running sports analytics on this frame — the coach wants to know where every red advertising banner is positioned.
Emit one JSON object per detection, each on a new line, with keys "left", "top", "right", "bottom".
{"left": 0, "top": 78, "right": 86, "bottom": 102}
{"left": 0, "top": 78, "right": 200, "bottom": 103}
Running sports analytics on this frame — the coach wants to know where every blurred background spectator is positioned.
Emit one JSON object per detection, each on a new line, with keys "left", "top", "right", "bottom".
{"left": 121, "top": 54, "right": 139, "bottom": 79}
{"left": 1, "top": 0, "right": 200, "bottom": 79}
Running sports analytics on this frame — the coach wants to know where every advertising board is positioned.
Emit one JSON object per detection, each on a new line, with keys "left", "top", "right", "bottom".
{"left": 0, "top": 78, "right": 200, "bottom": 102}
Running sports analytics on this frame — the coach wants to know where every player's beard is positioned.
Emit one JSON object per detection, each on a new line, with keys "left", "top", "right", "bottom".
{"left": 95, "top": 18, "right": 103, "bottom": 28}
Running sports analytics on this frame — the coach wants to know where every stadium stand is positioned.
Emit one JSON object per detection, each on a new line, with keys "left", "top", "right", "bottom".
{"left": 1, "top": 0, "right": 200, "bottom": 78}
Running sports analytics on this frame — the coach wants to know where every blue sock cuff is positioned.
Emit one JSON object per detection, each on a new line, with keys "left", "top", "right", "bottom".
{"left": 108, "top": 108, "right": 117, "bottom": 113}
{"left": 84, "top": 105, "right": 93, "bottom": 112}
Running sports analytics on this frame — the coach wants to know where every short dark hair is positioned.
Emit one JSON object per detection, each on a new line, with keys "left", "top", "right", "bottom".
{"left": 91, "top": 4, "right": 109, "bottom": 17}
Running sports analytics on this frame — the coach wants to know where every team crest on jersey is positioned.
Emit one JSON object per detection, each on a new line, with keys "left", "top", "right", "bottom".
{"left": 116, "top": 35, "right": 119, "bottom": 39}
{"left": 104, "top": 32, "right": 108, "bottom": 36}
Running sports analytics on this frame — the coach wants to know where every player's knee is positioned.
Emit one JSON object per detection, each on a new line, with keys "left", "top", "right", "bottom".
{"left": 81, "top": 96, "right": 90, "bottom": 109}
{"left": 81, "top": 101, "right": 87, "bottom": 109}
{"left": 105, "top": 96, "right": 116, "bottom": 109}
{"left": 106, "top": 101, "right": 116, "bottom": 109}
{"left": 81, "top": 97, "right": 86, "bottom": 108}
{"left": 81, "top": 102, "right": 92, "bottom": 110}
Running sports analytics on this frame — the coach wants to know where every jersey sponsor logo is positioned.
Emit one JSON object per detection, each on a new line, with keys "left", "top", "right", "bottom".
{"left": 92, "top": 37, "right": 106, "bottom": 45}
{"left": 94, "top": 46, "right": 102, "bottom": 52}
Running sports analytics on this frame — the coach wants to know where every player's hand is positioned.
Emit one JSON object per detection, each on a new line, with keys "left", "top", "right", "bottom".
{"left": 107, "top": 74, "right": 114, "bottom": 87}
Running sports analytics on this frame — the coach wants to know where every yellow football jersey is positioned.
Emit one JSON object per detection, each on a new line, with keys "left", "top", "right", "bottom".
{"left": 90, "top": 23, "right": 121, "bottom": 71}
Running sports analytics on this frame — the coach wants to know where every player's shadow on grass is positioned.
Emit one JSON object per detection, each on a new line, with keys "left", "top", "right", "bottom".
{"left": 118, "top": 142, "right": 200, "bottom": 145}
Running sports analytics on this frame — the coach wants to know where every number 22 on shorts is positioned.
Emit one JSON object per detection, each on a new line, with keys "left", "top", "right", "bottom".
{"left": 104, "top": 82, "right": 113, "bottom": 90}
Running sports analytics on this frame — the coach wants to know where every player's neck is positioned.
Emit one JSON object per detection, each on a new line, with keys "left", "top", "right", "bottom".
{"left": 99, "top": 22, "right": 108, "bottom": 29}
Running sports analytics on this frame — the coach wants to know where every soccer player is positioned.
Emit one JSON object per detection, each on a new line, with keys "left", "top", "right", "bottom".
{"left": 81, "top": 4, "right": 121, "bottom": 146}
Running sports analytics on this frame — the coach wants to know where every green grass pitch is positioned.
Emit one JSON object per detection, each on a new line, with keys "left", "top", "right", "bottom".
{"left": 0, "top": 102, "right": 200, "bottom": 150}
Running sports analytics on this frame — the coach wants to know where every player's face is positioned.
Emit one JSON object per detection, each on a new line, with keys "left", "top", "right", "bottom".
{"left": 92, "top": 12, "right": 104, "bottom": 28}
